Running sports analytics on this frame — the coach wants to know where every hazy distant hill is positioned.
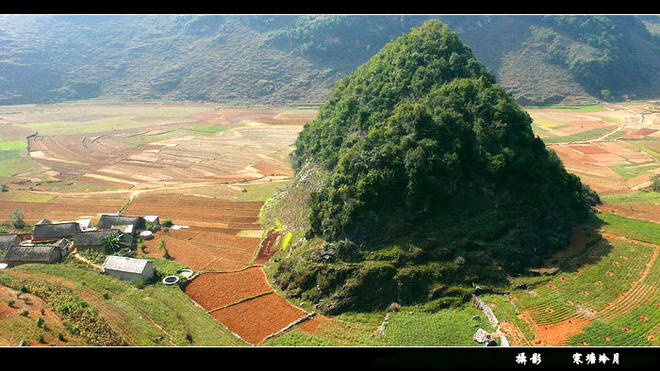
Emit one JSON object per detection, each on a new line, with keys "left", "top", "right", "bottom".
{"left": 0, "top": 14, "right": 657, "bottom": 106}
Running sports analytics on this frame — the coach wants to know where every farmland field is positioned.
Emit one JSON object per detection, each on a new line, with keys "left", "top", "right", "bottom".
{"left": 0, "top": 102, "right": 316, "bottom": 345}
{"left": 0, "top": 101, "right": 658, "bottom": 346}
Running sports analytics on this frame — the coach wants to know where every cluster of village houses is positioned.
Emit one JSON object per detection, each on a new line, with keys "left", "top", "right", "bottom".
{"left": 0, "top": 213, "right": 161, "bottom": 282}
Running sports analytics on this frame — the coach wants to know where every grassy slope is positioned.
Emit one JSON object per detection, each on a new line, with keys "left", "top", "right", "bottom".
{"left": 496, "top": 212, "right": 659, "bottom": 346}
{"left": 0, "top": 262, "right": 245, "bottom": 346}
{"left": 264, "top": 212, "right": 658, "bottom": 346}
{"left": 267, "top": 306, "right": 495, "bottom": 346}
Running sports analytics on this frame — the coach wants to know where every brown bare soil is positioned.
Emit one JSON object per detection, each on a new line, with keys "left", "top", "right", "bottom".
{"left": 524, "top": 314, "right": 592, "bottom": 346}
{"left": 254, "top": 230, "right": 281, "bottom": 265}
{"left": 28, "top": 135, "right": 136, "bottom": 174}
{"left": 143, "top": 235, "right": 251, "bottom": 270}
{"left": 0, "top": 199, "right": 125, "bottom": 223}
{"left": 210, "top": 293, "right": 307, "bottom": 344}
{"left": 546, "top": 139, "right": 657, "bottom": 196}
{"left": 499, "top": 321, "right": 531, "bottom": 346}
{"left": 598, "top": 204, "right": 660, "bottom": 223}
{"left": 185, "top": 268, "right": 272, "bottom": 311}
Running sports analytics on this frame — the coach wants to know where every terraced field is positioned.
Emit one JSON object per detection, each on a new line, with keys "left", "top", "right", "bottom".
{"left": 489, "top": 214, "right": 659, "bottom": 347}
{"left": 531, "top": 102, "right": 659, "bottom": 201}
{"left": 0, "top": 102, "right": 316, "bottom": 346}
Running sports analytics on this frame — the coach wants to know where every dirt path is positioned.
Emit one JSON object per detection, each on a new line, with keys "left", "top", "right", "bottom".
{"left": 29, "top": 177, "right": 292, "bottom": 201}
{"left": 71, "top": 252, "right": 103, "bottom": 270}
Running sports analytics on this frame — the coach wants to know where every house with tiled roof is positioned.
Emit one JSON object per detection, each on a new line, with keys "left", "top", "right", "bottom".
{"left": 97, "top": 214, "right": 145, "bottom": 234}
{"left": 0, "top": 244, "right": 63, "bottom": 267}
{"left": 0, "top": 233, "right": 21, "bottom": 253}
{"left": 32, "top": 221, "right": 82, "bottom": 242}
{"left": 73, "top": 229, "right": 133, "bottom": 251}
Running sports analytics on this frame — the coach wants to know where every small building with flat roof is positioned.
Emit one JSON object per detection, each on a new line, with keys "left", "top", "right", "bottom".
{"left": 102, "top": 256, "right": 154, "bottom": 282}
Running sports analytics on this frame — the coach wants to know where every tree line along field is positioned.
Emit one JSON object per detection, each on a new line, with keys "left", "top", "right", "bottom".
{"left": 0, "top": 101, "right": 658, "bottom": 346}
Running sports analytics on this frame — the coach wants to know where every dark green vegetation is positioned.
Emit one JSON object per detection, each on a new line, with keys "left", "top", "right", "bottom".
{"left": 264, "top": 21, "right": 600, "bottom": 315}
{"left": 0, "top": 15, "right": 657, "bottom": 106}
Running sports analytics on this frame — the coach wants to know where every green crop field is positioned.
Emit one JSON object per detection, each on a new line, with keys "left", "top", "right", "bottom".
{"left": 267, "top": 305, "right": 497, "bottom": 346}
{"left": 609, "top": 163, "right": 659, "bottom": 180}
{"left": 568, "top": 301, "right": 659, "bottom": 346}
{"left": 511, "top": 239, "right": 652, "bottom": 324}
{"left": 17, "top": 118, "right": 158, "bottom": 136}
{"left": 190, "top": 125, "right": 232, "bottom": 133}
{"left": 229, "top": 181, "right": 291, "bottom": 202}
{"left": 598, "top": 213, "right": 660, "bottom": 245}
{"left": 541, "top": 128, "right": 611, "bottom": 144}
{"left": 485, "top": 212, "right": 660, "bottom": 346}
{"left": 602, "top": 191, "right": 660, "bottom": 205}
{"left": 0, "top": 140, "right": 26, "bottom": 151}
{"left": 0, "top": 157, "right": 40, "bottom": 178}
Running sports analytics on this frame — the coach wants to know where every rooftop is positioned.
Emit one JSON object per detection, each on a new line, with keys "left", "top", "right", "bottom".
{"left": 98, "top": 215, "right": 145, "bottom": 230}
{"left": 1, "top": 245, "right": 59, "bottom": 262}
{"left": 74, "top": 229, "right": 119, "bottom": 247}
{"left": 33, "top": 222, "right": 81, "bottom": 239}
{"left": 102, "top": 255, "right": 153, "bottom": 274}
{"left": 0, "top": 234, "right": 20, "bottom": 250}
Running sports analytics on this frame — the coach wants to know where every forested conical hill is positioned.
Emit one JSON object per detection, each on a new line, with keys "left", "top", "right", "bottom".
{"left": 265, "top": 20, "right": 600, "bottom": 314}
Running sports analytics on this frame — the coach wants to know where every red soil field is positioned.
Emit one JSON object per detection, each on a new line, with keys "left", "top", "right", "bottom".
{"left": 188, "top": 232, "right": 260, "bottom": 250}
{"left": 0, "top": 199, "right": 124, "bottom": 223}
{"left": 254, "top": 230, "right": 281, "bottom": 265}
{"left": 131, "top": 194, "right": 263, "bottom": 210}
{"left": 620, "top": 128, "right": 657, "bottom": 139}
{"left": 252, "top": 158, "right": 293, "bottom": 177}
{"left": 0, "top": 123, "right": 32, "bottom": 142}
{"left": 141, "top": 241, "right": 217, "bottom": 270}
{"left": 528, "top": 317, "right": 592, "bottom": 346}
{"left": 160, "top": 230, "right": 259, "bottom": 256}
{"left": 143, "top": 235, "right": 253, "bottom": 270}
{"left": 567, "top": 144, "right": 609, "bottom": 154}
{"left": 210, "top": 293, "right": 307, "bottom": 344}
{"left": 126, "top": 206, "right": 259, "bottom": 223}
{"left": 184, "top": 226, "right": 244, "bottom": 235}
{"left": 227, "top": 222, "right": 262, "bottom": 230}
{"left": 201, "top": 259, "right": 248, "bottom": 271}
{"left": 185, "top": 268, "right": 272, "bottom": 310}
{"left": 598, "top": 204, "right": 660, "bottom": 223}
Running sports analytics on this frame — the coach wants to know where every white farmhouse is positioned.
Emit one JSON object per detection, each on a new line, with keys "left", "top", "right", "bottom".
{"left": 102, "top": 256, "right": 155, "bottom": 282}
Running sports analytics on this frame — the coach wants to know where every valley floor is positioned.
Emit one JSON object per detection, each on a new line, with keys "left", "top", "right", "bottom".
{"left": 0, "top": 101, "right": 657, "bottom": 346}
